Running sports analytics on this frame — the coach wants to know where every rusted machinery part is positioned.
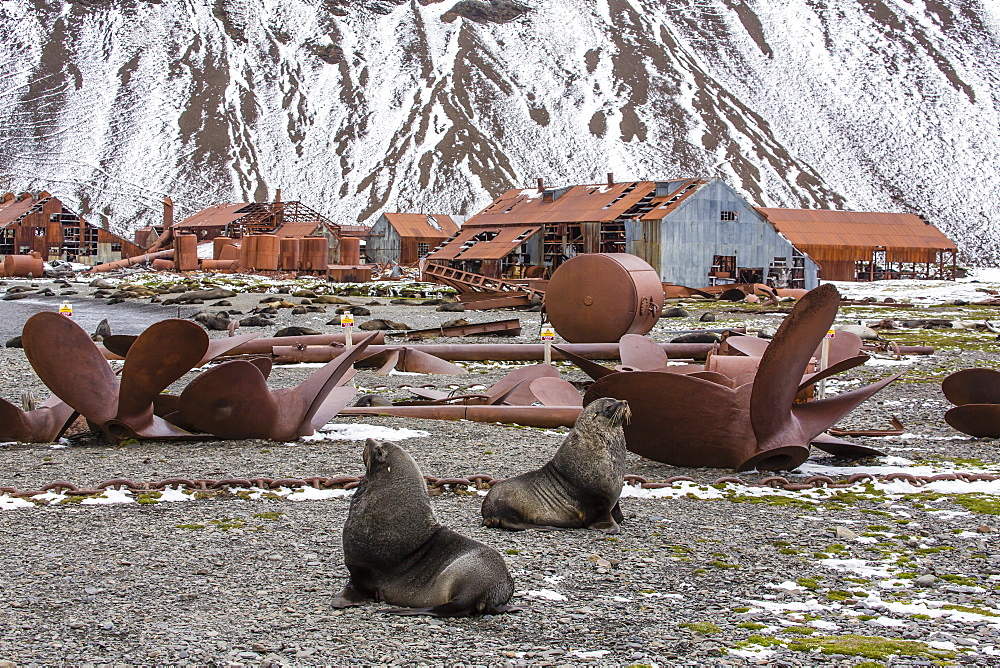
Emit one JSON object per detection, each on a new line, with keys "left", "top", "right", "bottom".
{"left": 102, "top": 335, "right": 136, "bottom": 358}
{"left": 861, "top": 342, "right": 934, "bottom": 356}
{"left": 369, "top": 348, "right": 468, "bottom": 375}
{"left": 809, "top": 432, "right": 886, "bottom": 459}
{"left": 619, "top": 334, "right": 668, "bottom": 371}
{"left": 177, "top": 333, "right": 377, "bottom": 441}
{"left": 798, "top": 356, "right": 870, "bottom": 392}
{"left": 0, "top": 396, "right": 76, "bottom": 443}
{"left": 107, "top": 319, "right": 209, "bottom": 441}
{"left": 486, "top": 363, "right": 560, "bottom": 406}
{"left": 529, "top": 377, "right": 583, "bottom": 407}
{"left": 24, "top": 312, "right": 121, "bottom": 425}
{"left": 544, "top": 253, "right": 663, "bottom": 343}
{"left": 705, "top": 353, "right": 760, "bottom": 384}
{"left": 944, "top": 404, "right": 1000, "bottom": 438}
{"left": 404, "top": 318, "right": 522, "bottom": 340}
{"left": 221, "top": 332, "right": 387, "bottom": 356}
{"left": 582, "top": 371, "right": 781, "bottom": 470}
{"left": 338, "top": 404, "right": 582, "bottom": 428}
{"left": 942, "top": 368, "right": 1000, "bottom": 406}
{"left": 721, "top": 330, "right": 863, "bottom": 366}
{"left": 580, "top": 285, "right": 900, "bottom": 472}
{"left": 720, "top": 334, "right": 770, "bottom": 357}
{"left": 750, "top": 284, "right": 842, "bottom": 449}
{"left": 273, "top": 342, "right": 716, "bottom": 365}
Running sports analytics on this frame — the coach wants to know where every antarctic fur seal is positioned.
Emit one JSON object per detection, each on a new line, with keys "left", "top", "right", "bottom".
{"left": 332, "top": 438, "right": 517, "bottom": 616}
{"left": 481, "top": 397, "right": 630, "bottom": 534}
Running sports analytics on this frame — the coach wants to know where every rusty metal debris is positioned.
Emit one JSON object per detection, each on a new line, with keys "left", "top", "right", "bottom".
{"left": 176, "top": 333, "right": 377, "bottom": 441}
{"left": 942, "top": 369, "right": 1000, "bottom": 438}
{"left": 0, "top": 394, "right": 76, "bottom": 443}
{"left": 578, "top": 285, "right": 899, "bottom": 471}
{"left": 828, "top": 417, "right": 905, "bottom": 437}
{"left": 404, "top": 318, "right": 522, "bottom": 340}
{"left": 544, "top": 253, "right": 663, "bottom": 343}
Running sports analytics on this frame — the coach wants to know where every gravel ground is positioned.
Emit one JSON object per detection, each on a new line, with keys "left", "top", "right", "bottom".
{"left": 3, "top": 272, "right": 1000, "bottom": 666}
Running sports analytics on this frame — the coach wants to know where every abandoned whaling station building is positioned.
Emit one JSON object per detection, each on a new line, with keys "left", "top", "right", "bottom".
{"left": 168, "top": 194, "right": 342, "bottom": 263}
{"left": 425, "top": 178, "right": 821, "bottom": 289}
{"left": 755, "top": 208, "right": 958, "bottom": 281}
{"left": 0, "top": 192, "right": 141, "bottom": 265}
{"left": 365, "top": 213, "right": 462, "bottom": 265}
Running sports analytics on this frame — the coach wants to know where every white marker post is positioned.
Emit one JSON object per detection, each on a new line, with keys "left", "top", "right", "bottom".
{"left": 541, "top": 325, "right": 555, "bottom": 365}
{"left": 341, "top": 312, "right": 355, "bottom": 350}
{"left": 818, "top": 329, "right": 834, "bottom": 400}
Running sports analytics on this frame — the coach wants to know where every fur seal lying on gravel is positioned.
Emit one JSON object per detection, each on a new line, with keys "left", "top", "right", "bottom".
{"left": 481, "top": 397, "right": 630, "bottom": 534}
{"left": 333, "top": 438, "right": 517, "bottom": 616}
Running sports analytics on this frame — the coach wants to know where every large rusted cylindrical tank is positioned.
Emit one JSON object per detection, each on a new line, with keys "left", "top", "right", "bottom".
{"left": 280, "top": 238, "right": 301, "bottom": 271}
{"left": 256, "top": 234, "right": 280, "bottom": 271}
{"left": 301, "top": 237, "right": 329, "bottom": 271}
{"left": 175, "top": 234, "right": 199, "bottom": 271}
{"left": 201, "top": 259, "right": 236, "bottom": 272}
{"left": 213, "top": 236, "right": 236, "bottom": 260}
{"left": 151, "top": 259, "right": 176, "bottom": 271}
{"left": 238, "top": 235, "right": 257, "bottom": 269}
{"left": 544, "top": 253, "right": 663, "bottom": 344}
{"left": 339, "top": 236, "right": 361, "bottom": 266}
{"left": 219, "top": 243, "right": 240, "bottom": 262}
{"left": 4, "top": 254, "right": 45, "bottom": 277}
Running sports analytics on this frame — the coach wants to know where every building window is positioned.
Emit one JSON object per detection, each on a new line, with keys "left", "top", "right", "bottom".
{"left": 35, "top": 226, "right": 45, "bottom": 236}
{"left": 19, "top": 246, "right": 31, "bottom": 254}
{"left": 417, "top": 242, "right": 430, "bottom": 257}
{"left": 111, "top": 243, "right": 122, "bottom": 252}
{"left": 720, "top": 211, "right": 738, "bottom": 221}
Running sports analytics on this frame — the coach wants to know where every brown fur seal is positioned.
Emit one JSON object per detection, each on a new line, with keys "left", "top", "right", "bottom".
{"left": 332, "top": 438, "right": 517, "bottom": 616}
{"left": 481, "top": 397, "right": 630, "bottom": 534}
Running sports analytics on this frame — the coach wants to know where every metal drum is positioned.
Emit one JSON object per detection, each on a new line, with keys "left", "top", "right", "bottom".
{"left": 280, "top": 238, "right": 301, "bottom": 271}
{"left": 256, "top": 234, "right": 280, "bottom": 271}
{"left": 3, "top": 254, "right": 45, "bottom": 277}
{"left": 544, "top": 253, "right": 663, "bottom": 343}
{"left": 213, "top": 236, "right": 235, "bottom": 260}
{"left": 174, "top": 234, "right": 199, "bottom": 271}
{"left": 339, "top": 236, "right": 361, "bottom": 266}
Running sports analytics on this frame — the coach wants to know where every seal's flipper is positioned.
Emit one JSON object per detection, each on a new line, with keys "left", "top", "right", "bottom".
{"left": 611, "top": 501, "right": 624, "bottom": 523}
{"left": 384, "top": 597, "right": 475, "bottom": 617}
{"left": 331, "top": 583, "right": 374, "bottom": 609}
{"left": 587, "top": 517, "right": 621, "bottom": 535}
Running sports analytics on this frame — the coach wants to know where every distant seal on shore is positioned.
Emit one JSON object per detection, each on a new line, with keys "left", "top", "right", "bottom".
{"left": 481, "top": 397, "right": 630, "bottom": 534}
{"left": 332, "top": 438, "right": 517, "bottom": 616}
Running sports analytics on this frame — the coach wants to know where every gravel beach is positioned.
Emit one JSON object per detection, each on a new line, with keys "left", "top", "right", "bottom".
{"left": 3, "top": 271, "right": 1000, "bottom": 667}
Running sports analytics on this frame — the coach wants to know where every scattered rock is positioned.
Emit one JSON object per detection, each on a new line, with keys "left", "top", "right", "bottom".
{"left": 914, "top": 574, "right": 937, "bottom": 587}
{"left": 699, "top": 312, "right": 716, "bottom": 322}
{"left": 834, "top": 526, "right": 858, "bottom": 540}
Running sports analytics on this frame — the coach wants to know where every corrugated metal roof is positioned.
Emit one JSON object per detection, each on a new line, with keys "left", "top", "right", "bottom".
{"left": 426, "top": 226, "right": 540, "bottom": 261}
{"left": 172, "top": 203, "right": 254, "bottom": 228}
{"left": 384, "top": 213, "right": 460, "bottom": 238}
{"left": 274, "top": 223, "right": 322, "bottom": 238}
{"left": 757, "top": 208, "right": 956, "bottom": 263}
{"left": 339, "top": 225, "right": 372, "bottom": 238}
{"left": 0, "top": 197, "right": 41, "bottom": 227}
{"left": 462, "top": 180, "right": 705, "bottom": 227}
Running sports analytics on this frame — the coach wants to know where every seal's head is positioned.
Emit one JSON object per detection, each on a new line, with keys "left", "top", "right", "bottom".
{"left": 362, "top": 437, "right": 424, "bottom": 485}
{"left": 581, "top": 397, "right": 631, "bottom": 428}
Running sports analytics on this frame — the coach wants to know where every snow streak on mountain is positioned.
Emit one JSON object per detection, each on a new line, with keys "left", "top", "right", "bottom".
{"left": 1, "top": 0, "right": 998, "bottom": 261}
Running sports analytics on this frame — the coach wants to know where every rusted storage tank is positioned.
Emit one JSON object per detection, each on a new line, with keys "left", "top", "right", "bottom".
{"left": 4, "top": 254, "right": 45, "bottom": 277}
{"left": 301, "top": 237, "right": 330, "bottom": 271}
{"left": 256, "top": 234, "right": 280, "bottom": 271}
{"left": 202, "top": 259, "right": 236, "bottom": 272}
{"left": 280, "top": 238, "right": 301, "bottom": 271}
{"left": 339, "top": 237, "right": 361, "bottom": 266}
{"left": 213, "top": 236, "right": 236, "bottom": 260}
{"left": 175, "top": 234, "right": 199, "bottom": 271}
{"left": 151, "top": 259, "right": 176, "bottom": 271}
{"left": 238, "top": 235, "right": 256, "bottom": 269}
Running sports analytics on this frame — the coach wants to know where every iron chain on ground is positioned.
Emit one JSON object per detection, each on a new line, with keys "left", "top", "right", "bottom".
{"left": 1, "top": 471, "right": 996, "bottom": 501}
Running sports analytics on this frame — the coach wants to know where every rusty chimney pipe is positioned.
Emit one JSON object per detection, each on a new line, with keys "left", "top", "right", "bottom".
{"left": 163, "top": 196, "right": 174, "bottom": 228}
{"left": 275, "top": 188, "right": 281, "bottom": 203}
{"left": 607, "top": 172, "right": 614, "bottom": 188}
{"left": 537, "top": 178, "right": 544, "bottom": 193}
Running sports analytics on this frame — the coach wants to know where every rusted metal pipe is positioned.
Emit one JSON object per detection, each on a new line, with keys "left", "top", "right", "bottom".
{"left": 90, "top": 250, "right": 175, "bottom": 273}
{"left": 270, "top": 342, "right": 715, "bottom": 364}
{"left": 339, "top": 404, "right": 582, "bottom": 428}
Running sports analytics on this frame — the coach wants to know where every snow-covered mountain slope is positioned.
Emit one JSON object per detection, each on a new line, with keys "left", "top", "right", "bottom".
{"left": 1, "top": 0, "right": 998, "bottom": 262}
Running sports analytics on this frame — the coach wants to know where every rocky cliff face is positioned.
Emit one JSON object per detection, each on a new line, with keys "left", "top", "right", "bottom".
{"left": 2, "top": 0, "right": 998, "bottom": 261}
